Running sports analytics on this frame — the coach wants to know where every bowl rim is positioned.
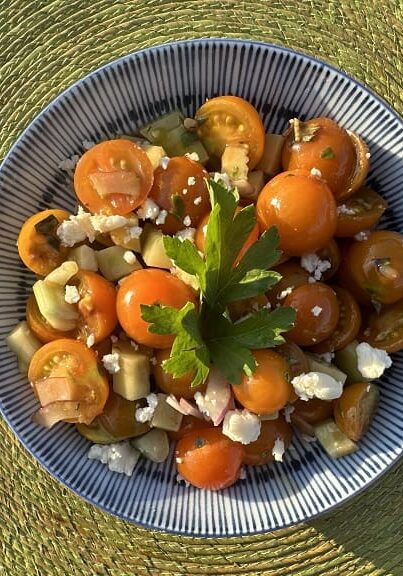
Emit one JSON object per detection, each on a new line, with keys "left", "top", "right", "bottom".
{"left": 1, "top": 37, "right": 402, "bottom": 537}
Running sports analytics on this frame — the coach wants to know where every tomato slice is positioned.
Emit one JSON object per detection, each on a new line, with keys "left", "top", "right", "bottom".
{"left": 76, "top": 271, "right": 118, "bottom": 343}
{"left": 26, "top": 294, "right": 75, "bottom": 343}
{"left": 361, "top": 299, "right": 403, "bottom": 352}
{"left": 17, "top": 209, "right": 70, "bottom": 276}
{"left": 195, "top": 96, "right": 265, "bottom": 169}
{"left": 243, "top": 416, "right": 292, "bottom": 466}
{"left": 28, "top": 339, "right": 109, "bottom": 426}
{"left": 335, "top": 187, "right": 388, "bottom": 237}
{"left": 74, "top": 140, "right": 154, "bottom": 215}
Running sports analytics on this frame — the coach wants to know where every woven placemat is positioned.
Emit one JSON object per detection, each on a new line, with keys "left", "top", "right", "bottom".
{"left": 1, "top": 1, "right": 402, "bottom": 574}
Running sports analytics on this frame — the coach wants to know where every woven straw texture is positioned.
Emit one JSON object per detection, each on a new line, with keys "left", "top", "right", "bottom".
{"left": 1, "top": 1, "right": 402, "bottom": 574}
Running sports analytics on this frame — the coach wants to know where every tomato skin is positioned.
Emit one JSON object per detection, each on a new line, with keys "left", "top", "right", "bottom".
{"left": 267, "top": 261, "right": 310, "bottom": 306}
{"left": 17, "top": 209, "right": 70, "bottom": 276}
{"left": 77, "top": 271, "right": 118, "bottom": 344}
{"left": 282, "top": 117, "right": 356, "bottom": 199}
{"left": 116, "top": 269, "right": 198, "bottom": 348}
{"left": 152, "top": 348, "right": 206, "bottom": 399}
{"left": 361, "top": 299, "right": 403, "bottom": 353}
{"left": 228, "top": 294, "right": 269, "bottom": 322}
{"left": 232, "top": 349, "right": 292, "bottom": 414}
{"left": 335, "top": 187, "right": 388, "bottom": 237}
{"left": 195, "top": 96, "right": 265, "bottom": 169}
{"left": 74, "top": 139, "right": 154, "bottom": 215}
{"left": 256, "top": 170, "right": 337, "bottom": 256}
{"left": 338, "top": 231, "right": 403, "bottom": 305}
{"left": 243, "top": 416, "right": 293, "bottom": 466}
{"left": 26, "top": 294, "right": 75, "bottom": 343}
{"left": 334, "top": 382, "right": 379, "bottom": 441}
{"left": 284, "top": 283, "right": 339, "bottom": 346}
{"left": 168, "top": 415, "right": 213, "bottom": 441}
{"left": 316, "top": 238, "right": 341, "bottom": 281}
{"left": 98, "top": 390, "right": 150, "bottom": 439}
{"left": 175, "top": 428, "right": 244, "bottom": 490}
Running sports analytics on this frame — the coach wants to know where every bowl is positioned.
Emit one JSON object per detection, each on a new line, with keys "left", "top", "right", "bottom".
{"left": 0, "top": 39, "right": 402, "bottom": 537}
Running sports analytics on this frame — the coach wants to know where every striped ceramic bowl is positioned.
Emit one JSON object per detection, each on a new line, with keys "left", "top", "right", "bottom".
{"left": 0, "top": 39, "right": 402, "bottom": 537}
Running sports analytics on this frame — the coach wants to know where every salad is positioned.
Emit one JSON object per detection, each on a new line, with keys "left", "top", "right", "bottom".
{"left": 7, "top": 95, "right": 401, "bottom": 491}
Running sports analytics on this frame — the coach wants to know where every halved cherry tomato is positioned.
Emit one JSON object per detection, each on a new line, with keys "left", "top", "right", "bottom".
{"left": 316, "top": 238, "right": 341, "bottom": 281}
{"left": 149, "top": 156, "right": 210, "bottom": 234}
{"left": 28, "top": 339, "right": 109, "bottom": 426}
{"left": 334, "top": 382, "right": 379, "bottom": 441}
{"left": 291, "top": 398, "right": 335, "bottom": 436}
{"left": 232, "top": 349, "right": 292, "bottom": 414}
{"left": 98, "top": 390, "right": 150, "bottom": 439}
{"left": 282, "top": 117, "right": 357, "bottom": 200}
{"left": 116, "top": 269, "right": 197, "bottom": 348}
{"left": 257, "top": 169, "right": 337, "bottom": 255}
{"left": 361, "top": 299, "right": 403, "bottom": 353}
{"left": 17, "top": 209, "right": 70, "bottom": 276}
{"left": 267, "top": 261, "right": 310, "bottom": 306}
{"left": 311, "top": 286, "right": 361, "bottom": 353}
{"left": 338, "top": 230, "right": 403, "bottom": 305}
{"left": 284, "top": 282, "right": 339, "bottom": 346}
{"left": 195, "top": 96, "right": 265, "bottom": 169}
{"left": 175, "top": 428, "right": 244, "bottom": 490}
{"left": 243, "top": 416, "right": 293, "bottom": 466}
{"left": 74, "top": 140, "right": 154, "bottom": 215}
{"left": 152, "top": 348, "right": 206, "bottom": 399}
{"left": 168, "top": 415, "right": 213, "bottom": 441}
{"left": 276, "top": 341, "right": 309, "bottom": 379}
{"left": 335, "top": 187, "right": 388, "bottom": 237}
{"left": 26, "top": 294, "right": 75, "bottom": 343}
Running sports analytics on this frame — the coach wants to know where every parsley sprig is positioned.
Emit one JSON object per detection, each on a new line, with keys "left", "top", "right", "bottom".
{"left": 141, "top": 178, "right": 296, "bottom": 386}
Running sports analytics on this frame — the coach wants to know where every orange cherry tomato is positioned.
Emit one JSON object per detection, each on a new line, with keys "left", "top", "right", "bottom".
{"left": 284, "top": 283, "right": 339, "bottom": 346}
{"left": 98, "top": 390, "right": 150, "bottom": 439}
{"left": 175, "top": 428, "right": 244, "bottom": 490}
{"left": 74, "top": 139, "right": 154, "bottom": 215}
{"left": 26, "top": 294, "right": 75, "bottom": 343}
{"left": 195, "top": 96, "right": 265, "bottom": 169}
{"left": 338, "top": 230, "right": 403, "bottom": 306}
{"left": 17, "top": 209, "right": 70, "bottom": 276}
{"left": 335, "top": 187, "right": 388, "bottom": 237}
{"left": 291, "top": 398, "right": 335, "bottom": 436}
{"left": 334, "top": 382, "right": 379, "bottom": 441}
{"left": 168, "top": 415, "right": 213, "bottom": 441}
{"left": 282, "top": 117, "right": 356, "bottom": 199}
{"left": 267, "top": 261, "right": 310, "bottom": 306}
{"left": 149, "top": 156, "right": 210, "bottom": 234}
{"left": 256, "top": 169, "right": 337, "bottom": 256}
{"left": 152, "top": 348, "right": 206, "bottom": 399}
{"left": 28, "top": 339, "right": 109, "bottom": 425}
{"left": 116, "top": 269, "right": 197, "bottom": 348}
{"left": 232, "top": 349, "right": 292, "bottom": 414}
{"left": 311, "top": 286, "right": 361, "bottom": 353}
{"left": 316, "top": 238, "right": 341, "bottom": 281}
{"left": 361, "top": 299, "right": 403, "bottom": 353}
{"left": 243, "top": 416, "right": 293, "bottom": 466}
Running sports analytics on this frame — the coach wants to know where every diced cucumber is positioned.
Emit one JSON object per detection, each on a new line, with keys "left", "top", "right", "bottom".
{"left": 334, "top": 341, "right": 371, "bottom": 383}
{"left": 221, "top": 143, "right": 249, "bottom": 181}
{"left": 314, "top": 419, "right": 358, "bottom": 458}
{"left": 76, "top": 419, "right": 117, "bottom": 444}
{"left": 143, "top": 145, "right": 166, "bottom": 170}
{"left": 132, "top": 428, "right": 170, "bottom": 463}
{"left": 256, "top": 133, "right": 285, "bottom": 176}
{"left": 33, "top": 280, "right": 78, "bottom": 331}
{"left": 305, "top": 353, "right": 347, "bottom": 385}
{"left": 96, "top": 246, "right": 142, "bottom": 281}
{"left": 6, "top": 321, "right": 42, "bottom": 374}
{"left": 140, "top": 112, "right": 184, "bottom": 142}
{"left": 112, "top": 341, "right": 150, "bottom": 401}
{"left": 151, "top": 394, "right": 183, "bottom": 432}
{"left": 45, "top": 261, "right": 78, "bottom": 286}
{"left": 69, "top": 245, "right": 98, "bottom": 271}
{"left": 141, "top": 224, "right": 172, "bottom": 269}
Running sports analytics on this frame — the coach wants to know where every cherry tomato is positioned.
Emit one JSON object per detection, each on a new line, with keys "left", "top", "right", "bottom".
{"left": 361, "top": 299, "right": 403, "bottom": 352}
{"left": 316, "top": 238, "right": 341, "bottom": 280}
{"left": 256, "top": 169, "right": 337, "bottom": 255}
{"left": 282, "top": 117, "right": 357, "bottom": 199}
{"left": 98, "top": 390, "right": 150, "bottom": 439}
{"left": 243, "top": 416, "right": 293, "bottom": 466}
{"left": 175, "top": 428, "right": 244, "bottom": 490}
{"left": 228, "top": 294, "right": 269, "bottom": 322}
{"left": 74, "top": 139, "right": 154, "bottom": 215}
{"left": 267, "top": 261, "right": 310, "bottom": 306}
{"left": 168, "top": 415, "right": 213, "bottom": 441}
{"left": 195, "top": 96, "right": 265, "bottom": 169}
{"left": 291, "top": 398, "right": 335, "bottom": 436}
{"left": 284, "top": 283, "right": 339, "bottom": 346}
{"left": 152, "top": 348, "right": 206, "bottom": 399}
{"left": 26, "top": 294, "right": 75, "bottom": 343}
{"left": 276, "top": 341, "right": 309, "bottom": 379}
{"left": 334, "top": 382, "right": 379, "bottom": 441}
{"left": 232, "top": 349, "right": 292, "bottom": 414}
{"left": 116, "top": 269, "right": 197, "bottom": 348}
{"left": 338, "top": 230, "right": 403, "bottom": 305}
{"left": 335, "top": 187, "right": 388, "bottom": 237}
{"left": 17, "top": 209, "right": 70, "bottom": 276}
{"left": 311, "top": 286, "right": 362, "bottom": 353}
{"left": 195, "top": 207, "right": 259, "bottom": 266}
{"left": 149, "top": 156, "right": 209, "bottom": 234}
{"left": 28, "top": 339, "right": 109, "bottom": 425}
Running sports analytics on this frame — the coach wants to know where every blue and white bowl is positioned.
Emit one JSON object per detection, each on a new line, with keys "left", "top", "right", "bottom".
{"left": 0, "top": 39, "right": 402, "bottom": 537}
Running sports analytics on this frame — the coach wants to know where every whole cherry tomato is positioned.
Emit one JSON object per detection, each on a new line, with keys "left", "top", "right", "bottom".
{"left": 243, "top": 416, "right": 293, "bottom": 466}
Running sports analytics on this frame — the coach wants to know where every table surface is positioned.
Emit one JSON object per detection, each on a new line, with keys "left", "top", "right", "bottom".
{"left": 1, "top": 1, "right": 402, "bottom": 575}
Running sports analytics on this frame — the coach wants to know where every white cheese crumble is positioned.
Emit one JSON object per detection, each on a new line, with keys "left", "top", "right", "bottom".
{"left": 176, "top": 473, "right": 190, "bottom": 486}
{"left": 222, "top": 409, "right": 261, "bottom": 445}
{"left": 212, "top": 172, "right": 231, "bottom": 188}
{"left": 64, "top": 285, "right": 80, "bottom": 304}
{"left": 102, "top": 352, "right": 121, "bottom": 374}
{"left": 239, "top": 467, "right": 247, "bottom": 480}
{"left": 183, "top": 215, "right": 192, "bottom": 227}
{"left": 159, "top": 156, "right": 170, "bottom": 170}
{"left": 57, "top": 207, "right": 95, "bottom": 247}
{"left": 150, "top": 356, "right": 157, "bottom": 366}
{"left": 59, "top": 154, "right": 80, "bottom": 171}
{"left": 88, "top": 442, "right": 140, "bottom": 476}
{"left": 193, "top": 196, "right": 202, "bottom": 205}
{"left": 123, "top": 251, "right": 137, "bottom": 265}
{"left": 130, "top": 340, "right": 139, "bottom": 350}
{"left": 308, "top": 276, "right": 317, "bottom": 284}
{"left": 272, "top": 437, "right": 285, "bottom": 462}
{"left": 176, "top": 457, "right": 183, "bottom": 464}
{"left": 135, "top": 393, "right": 159, "bottom": 423}
{"left": 82, "top": 140, "right": 95, "bottom": 150}
{"left": 319, "top": 352, "right": 335, "bottom": 363}
{"left": 110, "top": 335, "right": 119, "bottom": 344}
{"left": 175, "top": 228, "right": 196, "bottom": 242}
{"left": 278, "top": 286, "right": 294, "bottom": 300}
{"left": 126, "top": 225, "right": 143, "bottom": 240}
{"left": 91, "top": 214, "right": 128, "bottom": 233}
{"left": 136, "top": 198, "right": 160, "bottom": 221}
{"left": 291, "top": 372, "right": 343, "bottom": 401}
{"left": 155, "top": 209, "right": 168, "bottom": 226}
{"left": 337, "top": 204, "right": 355, "bottom": 215}
{"left": 185, "top": 152, "right": 199, "bottom": 162}
{"left": 311, "top": 305, "right": 322, "bottom": 317}
{"left": 301, "top": 253, "right": 331, "bottom": 281}
{"left": 310, "top": 167, "right": 322, "bottom": 178}
{"left": 187, "top": 176, "right": 196, "bottom": 186}
{"left": 354, "top": 230, "right": 370, "bottom": 241}
{"left": 283, "top": 404, "right": 295, "bottom": 423}
{"left": 182, "top": 188, "right": 188, "bottom": 195}
{"left": 86, "top": 333, "right": 95, "bottom": 348}
{"left": 270, "top": 198, "right": 280, "bottom": 209}
{"left": 356, "top": 342, "right": 392, "bottom": 379}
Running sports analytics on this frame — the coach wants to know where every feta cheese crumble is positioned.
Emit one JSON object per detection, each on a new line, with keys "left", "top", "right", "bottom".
{"left": 91, "top": 214, "right": 128, "bottom": 233}
{"left": 86, "top": 333, "right": 95, "bottom": 348}
{"left": 301, "top": 253, "right": 331, "bottom": 281}
{"left": 126, "top": 225, "right": 143, "bottom": 240}
{"left": 337, "top": 204, "right": 355, "bottom": 215}
{"left": 187, "top": 176, "right": 196, "bottom": 186}
{"left": 193, "top": 196, "right": 202, "bottom": 206}
{"left": 354, "top": 230, "right": 370, "bottom": 241}
{"left": 356, "top": 342, "right": 392, "bottom": 379}
{"left": 155, "top": 210, "right": 168, "bottom": 226}
{"left": 222, "top": 409, "right": 261, "bottom": 445}
{"left": 123, "top": 251, "right": 137, "bottom": 265}
{"left": 175, "top": 228, "right": 196, "bottom": 242}
{"left": 291, "top": 372, "right": 343, "bottom": 401}
{"left": 183, "top": 215, "right": 192, "bottom": 227}
{"left": 59, "top": 154, "right": 80, "bottom": 172}
{"left": 270, "top": 198, "right": 280, "bottom": 209}
{"left": 82, "top": 140, "right": 95, "bottom": 150}
{"left": 283, "top": 404, "right": 295, "bottom": 423}
{"left": 272, "top": 438, "right": 285, "bottom": 462}
{"left": 278, "top": 286, "right": 294, "bottom": 300}
{"left": 136, "top": 198, "right": 160, "bottom": 221}
{"left": 135, "top": 393, "right": 159, "bottom": 423}
{"left": 311, "top": 305, "right": 322, "bottom": 317}
{"left": 185, "top": 152, "right": 199, "bottom": 162}
{"left": 319, "top": 352, "right": 335, "bottom": 363}
{"left": 159, "top": 156, "right": 170, "bottom": 170}
{"left": 212, "top": 172, "right": 231, "bottom": 188}
{"left": 57, "top": 207, "right": 95, "bottom": 247}
{"left": 64, "top": 285, "right": 80, "bottom": 304}
{"left": 182, "top": 188, "right": 188, "bottom": 195}
{"left": 310, "top": 167, "right": 322, "bottom": 178}
{"left": 110, "top": 335, "right": 119, "bottom": 344}
{"left": 88, "top": 442, "right": 140, "bottom": 476}
{"left": 102, "top": 352, "right": 121, "bottom": 374}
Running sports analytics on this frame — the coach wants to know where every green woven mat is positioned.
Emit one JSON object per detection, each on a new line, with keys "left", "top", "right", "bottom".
{"left": 1, "top": 1, "right": 403, "bottom": 574}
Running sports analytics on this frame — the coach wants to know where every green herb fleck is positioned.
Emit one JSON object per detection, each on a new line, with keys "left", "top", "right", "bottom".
{"left": 321, "top": 146, "right": 335, "bottom": 159}
{"left": 171, "top": 194, "right": 185, "bottom": 220}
